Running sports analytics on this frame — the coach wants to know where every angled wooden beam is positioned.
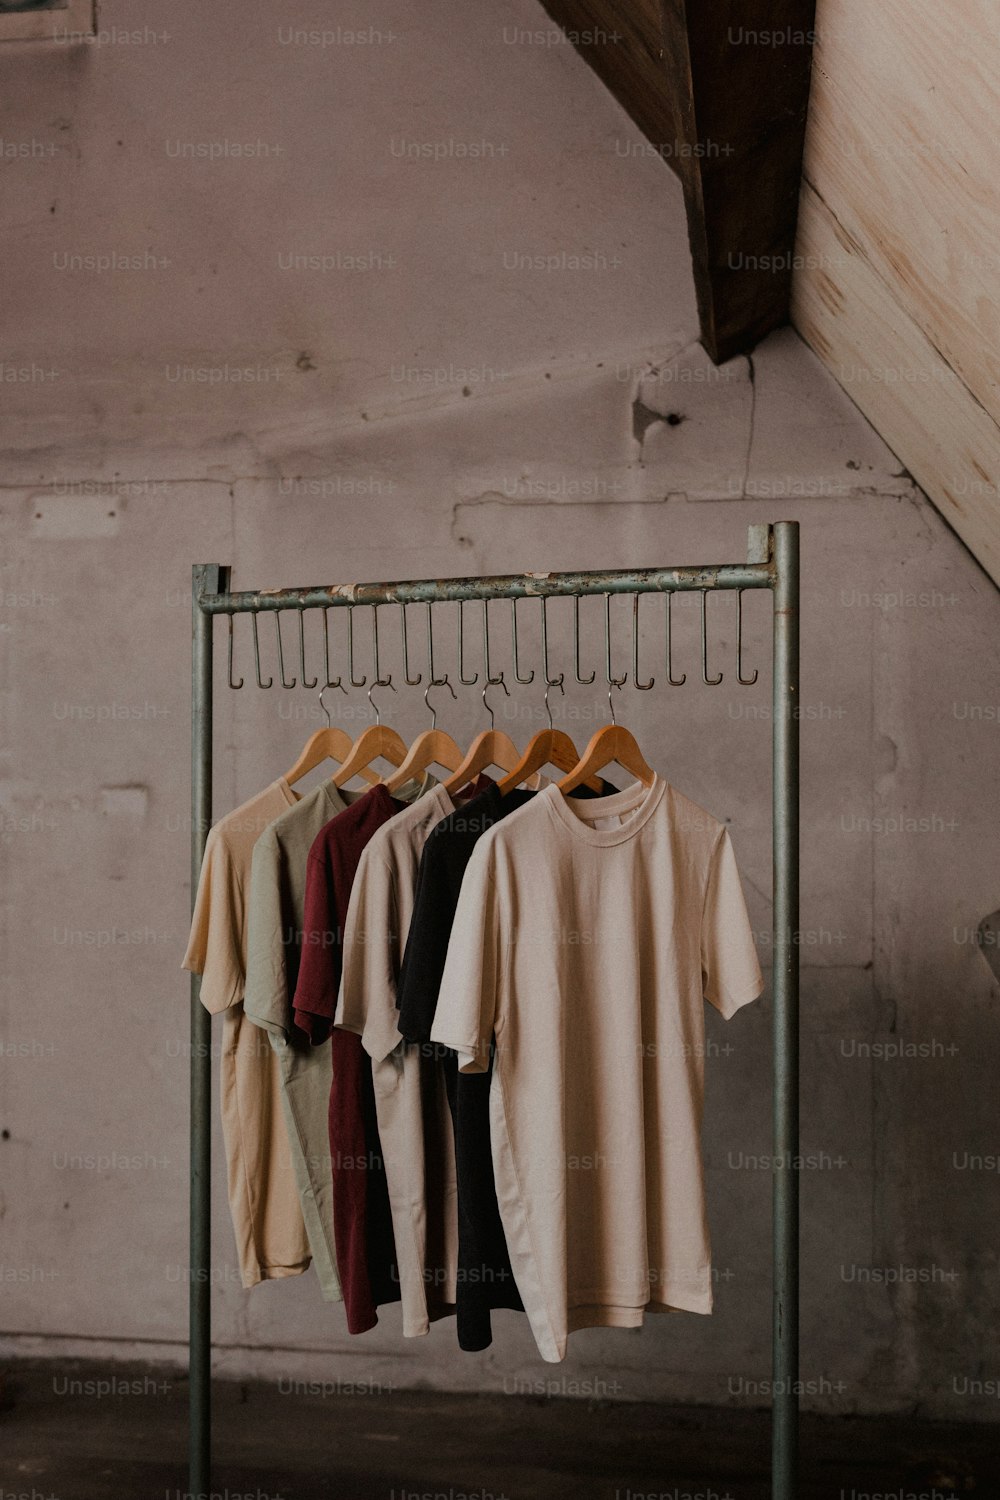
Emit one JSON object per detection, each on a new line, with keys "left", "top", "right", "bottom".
{"left": 538, "top": 0, "right": 817, "bottom": 363}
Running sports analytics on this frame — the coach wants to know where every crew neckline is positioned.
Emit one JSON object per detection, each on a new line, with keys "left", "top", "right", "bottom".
{"left": 541, "top": 775, "right": 665, "bottom": 846}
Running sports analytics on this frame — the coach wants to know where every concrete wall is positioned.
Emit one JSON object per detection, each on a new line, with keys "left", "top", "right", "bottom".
{"left": 1, "top": 0, "right": 998, "bottom": 1424}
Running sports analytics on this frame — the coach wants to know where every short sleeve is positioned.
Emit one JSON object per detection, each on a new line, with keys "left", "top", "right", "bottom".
{"left": 336, "top": 847, "right": 401, "bottom": 1062}
{"left": 701, "top": 828, "right": 764, "bottom": 1018}
{"left": 430, "top": 841, "right": 502, "bottom": 1073}
{"left": 243, "top": 831, "right": 291, "bottom": 1038}
{"left": 397, "top": 831, "right": 462, "bottom": 1043}
{"left": 181, "top": 826, "right": 244, "bottom": 1015}
{"left": 292, "top": 841, "right": 340, "bottom": 1043}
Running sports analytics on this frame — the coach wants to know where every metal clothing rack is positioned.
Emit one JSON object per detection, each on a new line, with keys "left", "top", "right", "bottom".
{"left": 188, "top": 520, "right": 800, "bottom": 1499}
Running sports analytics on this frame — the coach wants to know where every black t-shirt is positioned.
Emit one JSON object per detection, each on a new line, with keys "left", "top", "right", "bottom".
{"left": 397, "top": 778, "right": 611, "bottom": 1351}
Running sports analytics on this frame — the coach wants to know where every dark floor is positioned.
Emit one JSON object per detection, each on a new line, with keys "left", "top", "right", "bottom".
{"left": 0, "top": 1359, "right": 995, "bottom": 1500}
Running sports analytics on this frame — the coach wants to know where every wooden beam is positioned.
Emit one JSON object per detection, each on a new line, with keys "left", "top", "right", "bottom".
{"left": 538, "top": 0, "right": 817, "bottom": 363}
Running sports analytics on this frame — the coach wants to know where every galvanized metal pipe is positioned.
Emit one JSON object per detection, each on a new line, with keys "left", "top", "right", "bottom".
{"left": 771, "top": 522, "right": 800, "bottom": 1499}
{"left": 197, "top": 563, "right": 773, "bottom": 615}
{"left": 189, "top": 563, "right": 218, "bottom": 1494}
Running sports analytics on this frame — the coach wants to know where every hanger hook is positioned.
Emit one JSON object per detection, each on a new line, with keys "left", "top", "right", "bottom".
{"left": 666, "top": 592, "right": 686, "bottom": 687}
{"left": 426, "top": 601, "right": 451, "bottom": 688}
{"left": 541, "top": 595, "right": 564, "bottom": 689}
{"left": 368, "top": 677, "right": 396, "bottom": 724}
{"left": 608, "top": 681, "right": 621, "bottom": 726}
{"left": 632, "top": 594, "right": 655, "bottom": 691}
{"left": 347, "top": 605, "right": 367, "bottom": 688}
{"left": 424, "top": 677, "right": 457, "bottom": 730}
{"left": 317, "top": 681, "right": 344, "bottom": 726}
{"left": 482, "top": 677, "right": 509, "bottom": 730}
{"left": 250, "top": 611, "right": 273, "bottom": 689}
{"left": 482, "top": 599, "right": 506, "bottom": 688}
{"left": 700, "top": 589, "right": 723, "bottom": 685}
{"left": 400, "top": 602, "right": 422, "bottom": 686}
{"left": 371, "top": 603, "right": 392, "bottom": 689}
{"left": 544, "top": 677, "right": 565, "bottom": 732}
{"left": 604, "top": 592, "right": 628, "bottom": 691}
{"left": 227, "top": 614, "right": 244, "bottom": 690}
{"left": 511, "top": 597, "right": 535, "bottom": 684}
{"left": 574, "top": 595, "right": 596, "bottom": 685}
{"left": 736, "top": 590, "right": 759, "bottom": 686}
{"left": 297, "top": 608, "right": 318, "bottom": 691}
{"left": 457, "top": 600, "right": 479, "bottom": 685}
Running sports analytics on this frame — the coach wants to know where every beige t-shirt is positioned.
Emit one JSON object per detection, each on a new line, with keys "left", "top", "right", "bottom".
{"left": 182, "top": 779, "right": 311, "bottom": 1288}
{"left": 335, "top": 783, "right": 461, "bottom": 1337}
{"left": 431, "top": 776, "right": 764, "bottom": 1363}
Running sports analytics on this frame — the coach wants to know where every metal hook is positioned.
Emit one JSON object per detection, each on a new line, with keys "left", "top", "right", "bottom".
{"left": 482, "top": 676, "right": 510, "bottom": 730}
{"left": 457, "top": 601, "right": 479, "bottom": 685}
{"left": 541, "top": 596, "right": 564, "bottom": 689}
{"left": 227, "top": 614, "right": 244, "bottom": 690}
{"left": 482, "top": 599, "right": 506, "bottom": 688}
{"left": 317, "top": 681, "right": 344, "bottom": 726}
{"left": 371, "top": 604, "right": 392, "bottom": 689}
{"left": 665, "top": 592, "right": 687, "bottom": 687}
{"left": 347, "top": 605, "right": 367, "bottom": 688}
{"left": 251, "top": 612, "right": 273, "bottom": 689}
{"left": 321, "top": 607, "right": 345, "bottom": 691}
{"left": 511, "top": 598, "right": 535, "bottom": 684}
{"left": 400, "top": 603, "right": 422, "bottom": 686}
{"left": 544, "top": 677, "right": 564, "bottom": 731}
{"left": 608, "top": 681, "right": 622, "bottom": 726}
{"left": 632, "top": 594, "right": 655, "bottom": 691}
{"left": 297, "top": 610, "right": 318, "bottom": 690}
{"left": 736, "top": 590, "right": 759, "bottom": 686}
{"left": 424, "top": 677, "right": 457, "bottom": 730}
{"left": 700, "top": 589, "right": 723, "bottom": 685}
{"left": 274, "top": 611, "right": 297, "bottom": 690}
{"left": 367, "top": 677, "right": 396, "bottom": 724}
{"left": 574, "top": 595, "right": 596, "bottom": 684}
{"left": 426, "top": 602, "right": 451, "bottom": 688}
{"left": 604, "top": 592, "right": 628, "bottom": 691}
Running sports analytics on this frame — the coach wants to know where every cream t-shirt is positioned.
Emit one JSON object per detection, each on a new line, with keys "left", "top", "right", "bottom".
{"left": 335, "top": 784, "right": 461, "bottom": 1336}
{"left": 430, "top": 776, "right": 764, "bottom": 1362}
{"left": 182, "top": 779, "right": 311, "bottom": 1288}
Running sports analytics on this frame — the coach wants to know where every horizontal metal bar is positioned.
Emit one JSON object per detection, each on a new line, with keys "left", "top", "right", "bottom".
{"left": 196, "top": 563, "right": 775, "bottom": 615}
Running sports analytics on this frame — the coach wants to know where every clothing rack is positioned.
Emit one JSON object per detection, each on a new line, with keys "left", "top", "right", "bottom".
{"left": 188, "top": 520, "right": 800, "bottom": 1499}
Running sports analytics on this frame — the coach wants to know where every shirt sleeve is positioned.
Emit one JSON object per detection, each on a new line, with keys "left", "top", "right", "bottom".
{"left": 430, "top": 840, "right": 502, "bottom": 1073}
{"left": 243, "top": 830, "right": 292, "bottom": 1039}
{"left": 181, "top": 826, "right": 244, "bottom": 1015}
{"left": 701, "top": 828, "right": 764, "bottom": 1018}
{"left": 335, "top": 846, "right": 402, "bottom": 1062}
{"left": 291, "top": 841, "right": 340, "bottom": 1044}
{"left": 397, "top": 830, "right": 463, "bottom": 1043}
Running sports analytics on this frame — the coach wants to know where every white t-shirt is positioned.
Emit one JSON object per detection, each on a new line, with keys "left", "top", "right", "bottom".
{"left": 430, "top": 775, "right": 764, "bottom": 1362}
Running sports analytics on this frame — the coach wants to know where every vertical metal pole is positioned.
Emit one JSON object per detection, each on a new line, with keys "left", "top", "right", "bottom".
{"left": 771, "top": 522, "right": 800, "bottom": 1499}
{"left": 190, "top": 564, "right": 221, "bottom": 1495}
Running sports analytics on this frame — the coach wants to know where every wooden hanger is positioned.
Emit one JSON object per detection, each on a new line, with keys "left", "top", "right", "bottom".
{"left": 497, "top": 681, "right": 602, "bottom": 795}
{"left": 556, "top": 685, "right": 655, "bottom": 793}
{"left": 332, "top": 681, "right": 408, "bottom": 787}
{"left": 284, "top": 685, "right": 379, "bottom": 787}
{"left": 385, "top": 681, "right": 465, "bottom": 792}
{"left": 441, "top": 679, "right": 521, "bottom": 795}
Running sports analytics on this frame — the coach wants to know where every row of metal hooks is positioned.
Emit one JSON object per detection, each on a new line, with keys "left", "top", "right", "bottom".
{"left": 227, "top": 590, "right": 760, "bottom": 709}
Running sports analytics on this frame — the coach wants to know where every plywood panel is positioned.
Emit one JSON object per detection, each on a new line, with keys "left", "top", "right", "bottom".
{"left": 801, "top": 0, "right": 1000, "bottom": 427}
{"left": 793, "top": 182, "right": 1000, "bottom": 587}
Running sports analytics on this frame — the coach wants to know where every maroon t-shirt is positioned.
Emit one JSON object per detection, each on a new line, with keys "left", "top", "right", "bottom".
{"left": 294, "top": 784, "right": 412, "bottom": 1334}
